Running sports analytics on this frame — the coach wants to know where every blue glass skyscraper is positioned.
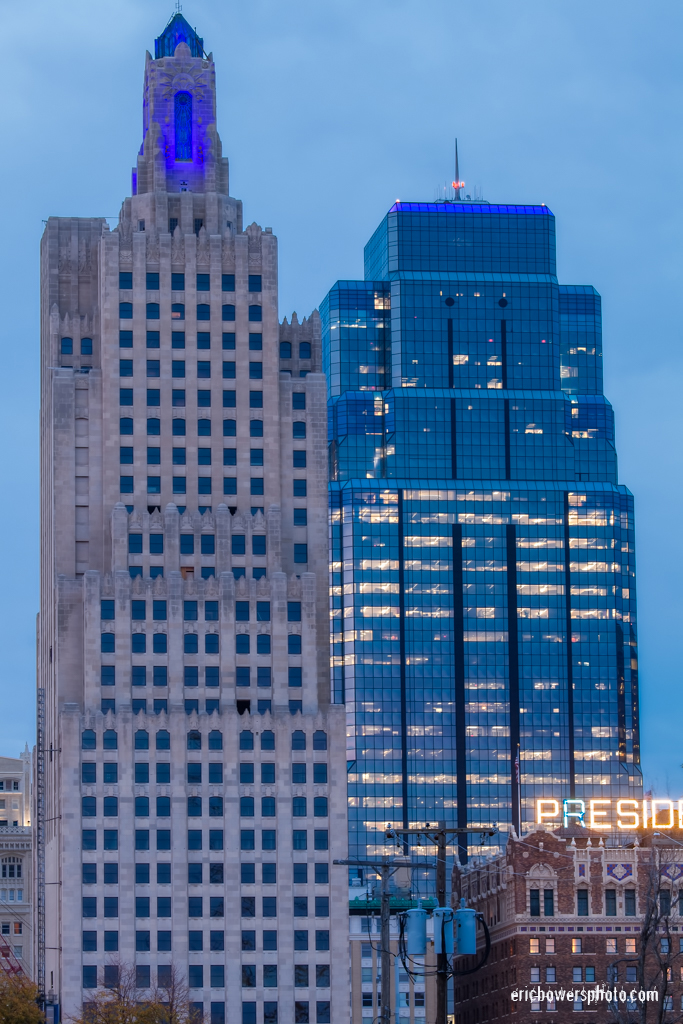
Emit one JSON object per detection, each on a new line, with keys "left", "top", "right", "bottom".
{"left": 322, "top": 199, "right": 641, "bottom": 869}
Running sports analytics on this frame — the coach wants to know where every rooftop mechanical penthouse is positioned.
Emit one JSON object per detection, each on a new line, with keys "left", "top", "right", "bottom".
{"left": 38, "top": 13, "right": 348, "bottom": 1021}
{"left": 322, "top": 198, "right": 641, "bottom": 875}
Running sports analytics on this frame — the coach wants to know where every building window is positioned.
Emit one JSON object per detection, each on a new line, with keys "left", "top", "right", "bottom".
{"left": 82, "top": 729, "right": 96, "bottom": 750}
{"left": 101, "top": 632, "right": 115, "bottom": 654}
{"left": 529, "top": 889, "right": 540, "bottom": 917}
{"left": 659, "top": 890, "right": 671, "bottom": 916}
{"left": 101, "top": 665, "right": 115, "bottom": 687}
{"left": 543, "top": 889, "right": 554, "bottom": 916}
{"left": 83, "top": 965, "right": 97, "bottom": 989}
{"left": 577, "top": 889, "right": 588, "bottom": 916}
{"left": 175, "top": 92, "right": 192, "bottom": 160}
{"left": 625, "top": 889, "right": 636, "bottom": 916}
{"left": 313, "top": 797, "right": 328, "bottom": 818}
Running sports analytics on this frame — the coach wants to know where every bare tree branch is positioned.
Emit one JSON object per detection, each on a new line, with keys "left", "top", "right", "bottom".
{"left": 608, "top": 845, "right": 683, "bottom": 1024}
{"left": 67, "top": 963, "right": 205, "bottom": 1024}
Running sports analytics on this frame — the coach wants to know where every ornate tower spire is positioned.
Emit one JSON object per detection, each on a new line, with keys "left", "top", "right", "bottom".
{"left": 154, "top": 11, "right": 205, "bottom": 59}
{"left": 133, "top": 16, "right": 228, "bottom": 197}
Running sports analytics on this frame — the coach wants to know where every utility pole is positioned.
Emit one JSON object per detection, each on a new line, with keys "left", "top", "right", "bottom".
{"left": 387, "top": 823, "right": 498, "bottom": 1024}
{"left": 334, "top": 857, "right": 437, "bottom": 1024}
{"left": 435, "top": 826, "right": 448, "bottom": 1024}
{"left": 379, "top": 862, "right": 391, "bottom": 1024}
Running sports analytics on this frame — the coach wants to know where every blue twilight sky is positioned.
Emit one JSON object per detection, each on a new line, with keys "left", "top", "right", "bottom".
{"left": 0, "top": 0, "right": 680, "bottom": 791}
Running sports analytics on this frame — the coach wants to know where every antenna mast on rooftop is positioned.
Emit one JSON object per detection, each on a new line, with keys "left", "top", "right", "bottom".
{"left": 452, "top": 138, "right": 465, "bottom": 199}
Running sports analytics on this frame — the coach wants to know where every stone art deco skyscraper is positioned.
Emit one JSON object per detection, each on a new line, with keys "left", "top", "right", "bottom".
{"left": 323, "top": 198, "right": 641, "bottom": 873}
{"left": 39, "top": 15, "right": 347, "bottom": 1021}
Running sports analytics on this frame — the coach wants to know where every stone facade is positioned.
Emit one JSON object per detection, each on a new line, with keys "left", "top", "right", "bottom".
{"left": 0, "top": 750, "right": 32, "bottom": 978}
{"left": 39, "top": 15, "right": 347, "bottom": 1022}
{"left": 452, "top": 826, "right": 683, "bottom": 1021}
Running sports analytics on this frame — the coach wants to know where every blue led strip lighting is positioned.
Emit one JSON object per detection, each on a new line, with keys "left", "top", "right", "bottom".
{"left": 388, "top": 202, "right": 553, "bottom": 216}
{"left": 563, "top": 491, "right": 576, "bottom": 796}
{"left": 452, "top": 523, "right": 467, "bottom": 864}
{"left": 616, "top": 622, "right": 627, "bottom": 760}
{"left": 506, "top": 524, "right": 520, "bottom": 835}
{"left": 629, "top": 625, "right": 640, "bottom": 765}
{"left": 397, "top": 490, "right": 409, "bottom": 832}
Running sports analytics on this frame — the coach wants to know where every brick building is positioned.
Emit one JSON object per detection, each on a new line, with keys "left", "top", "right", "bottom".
{"left": 452, "top": 825, "right": 683, "bottom": 1020}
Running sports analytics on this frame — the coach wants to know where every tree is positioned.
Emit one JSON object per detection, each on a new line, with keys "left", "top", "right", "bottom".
{"left": 608, "top": 841, "right": 683, "bottom": 1024}
{"left": 67, "top": 963, "right": 203, "bottom": 1024}
{"left": 0, "top": 971, "right": 44, "bottom": 1024}
{"left": 147, "top": 964, "right": 202, "bottom": 1024}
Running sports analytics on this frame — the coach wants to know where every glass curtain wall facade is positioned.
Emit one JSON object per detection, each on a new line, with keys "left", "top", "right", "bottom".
{"left": 321, "top": 201, "right": 641, "bottom": 870}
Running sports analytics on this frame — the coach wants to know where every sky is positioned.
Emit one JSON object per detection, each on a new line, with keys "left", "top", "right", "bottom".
{"left": 0, "top": 0, "right": 680, "bottom": 792}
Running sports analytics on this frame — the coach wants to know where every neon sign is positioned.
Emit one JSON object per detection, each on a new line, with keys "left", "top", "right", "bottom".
{"left": 536, "top": 799, "right": 683, "bottom": 831}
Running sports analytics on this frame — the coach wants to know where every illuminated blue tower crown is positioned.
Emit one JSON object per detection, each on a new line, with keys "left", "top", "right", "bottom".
{"left": 154, "top": 12, "right": 205, "bottom": 59}
{"left": 133, "top": 15, "right": 228, "bottom": 196}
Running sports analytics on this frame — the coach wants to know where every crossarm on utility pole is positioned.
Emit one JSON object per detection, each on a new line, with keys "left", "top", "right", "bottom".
{"left": 382, "top": 825, "right": 497, "bottom": 1024}
{"left": 334, "top": 858, "right": 437, "bottom": 1024}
